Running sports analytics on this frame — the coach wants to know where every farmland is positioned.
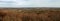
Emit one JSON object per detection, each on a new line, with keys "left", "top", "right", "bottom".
{"left": 0, "top": 8, "right": 60, "bottom": 21}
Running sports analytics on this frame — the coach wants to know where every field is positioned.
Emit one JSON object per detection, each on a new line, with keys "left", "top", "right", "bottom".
{"left": 0, "top": 8, "right": 60, "bottom": 21}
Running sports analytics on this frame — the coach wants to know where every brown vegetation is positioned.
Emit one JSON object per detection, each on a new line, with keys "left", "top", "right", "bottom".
{"left": 0, "top": 8, "right": 60, "bottom": 21}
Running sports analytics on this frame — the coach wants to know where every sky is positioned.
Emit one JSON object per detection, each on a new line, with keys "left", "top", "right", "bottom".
{"left": 0, "top": 0, "right": 60, "bottom": 7}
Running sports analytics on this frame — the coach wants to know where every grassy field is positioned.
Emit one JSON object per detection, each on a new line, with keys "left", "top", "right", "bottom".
{"left": 0, "top": 8, "right": 60, "bottom": 21}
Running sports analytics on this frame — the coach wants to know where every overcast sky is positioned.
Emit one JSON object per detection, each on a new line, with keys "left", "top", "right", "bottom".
{"left": 0, "top": 0, "right": 60, "bottom": 7}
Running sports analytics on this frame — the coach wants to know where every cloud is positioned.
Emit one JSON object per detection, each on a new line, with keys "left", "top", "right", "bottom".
{"left": 0, "top": 0, "right": 60, "bottom": 7}
{"left": 0, "top": 0, "right": 16, "bottom": 7}
{"left": 17, "top": 0, "right": 60, "bottom": 7}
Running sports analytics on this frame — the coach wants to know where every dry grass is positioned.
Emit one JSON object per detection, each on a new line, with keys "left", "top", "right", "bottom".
{"left": 0, "top": 8, "right": 60, "bottom": 21}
